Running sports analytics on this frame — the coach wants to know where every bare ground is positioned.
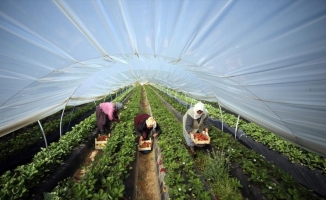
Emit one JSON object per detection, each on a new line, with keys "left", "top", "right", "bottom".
{"left": 136, "top": 87, "right": 160, "bottom": 199}
{"left": 136, "top": 150, "right": 159, "bottom": 200}
{"left": 72, "top": 150, "right": 102, "bottom": 182}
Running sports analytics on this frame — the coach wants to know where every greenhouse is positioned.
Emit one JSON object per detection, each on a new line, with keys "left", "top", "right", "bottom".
{"left": 0, "top": 0, "right": 326, "bottom": 199}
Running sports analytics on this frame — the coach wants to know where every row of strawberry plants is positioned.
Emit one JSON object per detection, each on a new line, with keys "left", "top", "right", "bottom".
{"left": 145, "top": 85, "right": 222, "bottom": 199}
{"left": 147, "top": 85, "right": 242, "bottom": 200}
{"left": 0, "top": 87, "right": 132, "bottom": 164}
{"left": 47, "top": 86, "right": 141, "bottom": 199}
{"left": 0, "top": 88, "right": 133, "bottom": 199}
{"left": 0, "top": 115, "right": 96, "bottom": 199}
{"left": 194, "top": 150, "right": 243, "bottom": 200}
{"left": 0, "top": 102, "right": 94, "bottom": 163}
{"left": 151, "top": 85, "right": 321, "bottom": 199}
{"left": 210, "top": 127, "right": 320, "bottom": 199}
{"left": 158, "top": 85, "right": 326, "bottom": 173}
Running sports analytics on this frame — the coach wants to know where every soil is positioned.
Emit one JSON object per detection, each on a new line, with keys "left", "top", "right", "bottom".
{"left": 72, "top": 150, "right": 102, "bottom": 182}
{"left": 136, "top": 151, "right": 159, "bottom": 200}
{"left": 72, "top": 143, "right": 159, "bottom": 199}
{"left": 136, "top": 87, "right": 160, "bottom": 200}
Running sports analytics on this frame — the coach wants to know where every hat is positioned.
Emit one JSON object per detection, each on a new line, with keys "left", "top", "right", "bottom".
{"left": 194, "top": 102, "right": 205, "bottom": 112}
{"left": 145, "top": 117, "right": 157, "bottom": 128}
{"left": 115, "top": 102, "right": 124, "bottom": 111}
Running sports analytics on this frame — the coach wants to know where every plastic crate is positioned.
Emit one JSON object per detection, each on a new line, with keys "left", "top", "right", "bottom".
{"left": 95, "top": 134, "right": 108, "bottom": 150}
{"left": 192, "top": 132, "right": 210, "bottom": 144}
{"left": 138, "top": 138, "right": 152, "bottom": 151}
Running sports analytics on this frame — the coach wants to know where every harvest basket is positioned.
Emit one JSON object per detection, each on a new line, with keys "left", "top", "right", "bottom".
{"left": 138, "top": 138, "right": 152, "bottom": 151}
{"left": 95, "top": 134, "right": 108, "bottom": 150}
{"left": 192, "top": 132, "right": 210, "bottom": 144}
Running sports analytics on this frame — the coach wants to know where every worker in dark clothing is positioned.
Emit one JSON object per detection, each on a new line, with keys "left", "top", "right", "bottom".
{"left": 134, "top": 113, "right": 162, "bottom": 144}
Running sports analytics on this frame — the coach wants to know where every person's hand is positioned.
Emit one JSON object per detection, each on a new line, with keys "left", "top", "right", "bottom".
{"left": 189, "top": 132, "right": 194, "bottom": 140}
{"left": 153, "top": 133, "right": 158, "bottom": 138}
{"left": 139, "top": 136, "right": 143, "bottom": 142}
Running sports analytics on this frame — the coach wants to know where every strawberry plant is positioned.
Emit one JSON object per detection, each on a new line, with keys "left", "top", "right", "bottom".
{"left": 0, "top": 88, "right": 134, "bottom": 200}
{"left": 48, "top": 86, "right": 140, "bottom": 199}
{"left": 0, "top": 115, "right": 96, "bottom": 199}
{"left": 157, "top": 85, "right": 326, "bottom": 174}
{"left": 145, "top": 85, "right": 215, "bottom": 199}
{"left": 151, "top": 85, "right": 322, "bottom": 199}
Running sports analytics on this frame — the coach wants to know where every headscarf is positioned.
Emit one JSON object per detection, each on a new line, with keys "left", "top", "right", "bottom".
{"left": 115, "top": 102, "right": 124, "bottom": 111}
{"left": 145, "top": 117, "right": 157, "bottom": 129}
{"left": 193, "top": 102, "right": 205, "bottom": 119}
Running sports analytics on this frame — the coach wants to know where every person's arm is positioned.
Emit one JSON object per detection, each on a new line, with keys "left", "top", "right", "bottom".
{"left": 153, "top": 123, "right": 162, "bottom": 137}
{"left": 112, "top": 110, "right": 120, "bottom": 122}
{"left": 135, "top": 123, "right": 143, "bottom": 137}
{"left": 185, "top": 114, "right": 194, "bottom": 134}
{"left": 203, "top": 114, "right": 210, "bottom": 133}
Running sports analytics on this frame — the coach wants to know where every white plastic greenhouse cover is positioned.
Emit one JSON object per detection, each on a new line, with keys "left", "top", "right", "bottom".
{"left": 0, "top": 0, "right": 326, "bottom": 157}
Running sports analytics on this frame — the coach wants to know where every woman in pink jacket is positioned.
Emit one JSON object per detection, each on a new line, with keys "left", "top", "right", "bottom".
{"left": 96, "top": 102, "right": 124, "bottom": 135}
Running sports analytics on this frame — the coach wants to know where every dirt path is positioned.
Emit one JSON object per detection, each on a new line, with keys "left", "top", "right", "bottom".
{"left": 136, "top": 87, "right": 160, "bottom": 200}
{"left": 137, "top": 151, "right": 159, "bottom": 199}
{"left": 72, "top": 150, "right": 102, "bottom": 182}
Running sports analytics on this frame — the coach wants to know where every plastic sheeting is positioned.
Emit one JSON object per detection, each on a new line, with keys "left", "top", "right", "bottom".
{"left": 0, "top": 0, "right": 326, "bottom": 157}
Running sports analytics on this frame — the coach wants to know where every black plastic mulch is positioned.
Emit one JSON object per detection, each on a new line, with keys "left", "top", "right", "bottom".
{"left": 0, "top": 110, "right": 95, "bottom": 175}
{"left": 210, "top": 119, "right": 326, "bottom": 199}
{"left": 29, "top": 132, "right": 98, "bottom": 200}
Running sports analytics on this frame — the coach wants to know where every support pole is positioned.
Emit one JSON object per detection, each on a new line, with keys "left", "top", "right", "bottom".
{"left": 66, "top": 106, "right": 76, "bottom": 132}
{"left": 38, "top": 120, "right": 48, "bottom": 148}
{"left": 218, "top": 104, "right": 224, "bottom": 132}
{"left": 60, "top": 102, "right": 69, "bottom": 137}
{"left": 60, "top": 110, "right": 65, "bottom": 137}
{"left": 235, "top": 115, "right": 241, "bottom": 139}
